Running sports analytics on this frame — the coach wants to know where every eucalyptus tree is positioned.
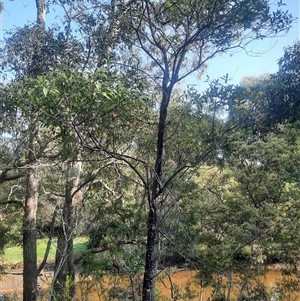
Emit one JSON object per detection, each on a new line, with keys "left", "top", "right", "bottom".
{"left": 1, "top": 1, "right": 148, "bottom": 300}
{"left": 0, "top": 1, "right": 48, "bottom": 300}
{"left": 4, "top": 66, "right": 149, "bottom": 300}
{"left": 58, "top": 1, "right": 295, "bottom": 300}
{"left": 0, "top": 1, "right": 88, "bottom": 299}
{"left": 121, "top": 1, "right": 294, "bottom": 300}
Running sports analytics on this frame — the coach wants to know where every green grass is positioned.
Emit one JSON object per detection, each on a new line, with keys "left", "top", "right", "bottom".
{"left": 1, "top": 237, "right": 88, "bottom": 263}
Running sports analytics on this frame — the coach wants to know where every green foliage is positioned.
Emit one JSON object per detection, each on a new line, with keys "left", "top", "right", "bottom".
{"left": 49, "top": 276, "right": 75, "bottom": 301}
{"left": 229, "top": 42, "right": 300, "bottom": 132}
{"left": 156, "top": 122, "right": 300, "bottom": 299}
{"left": 0, "top": 1, "right": 299, "bottom": 301}
{"left": 1, "top": 25, "right": 83, "bottom": 80}
{"left": 1, "top": 68, "right": 149, "bottom": 167}
{"left": 267, "top": 41, "right": 300, "bottom": 124}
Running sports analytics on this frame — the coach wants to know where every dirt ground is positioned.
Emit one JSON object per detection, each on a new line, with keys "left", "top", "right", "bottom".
{"left": 0, "top": 268, "right": 53, "bottom": 300}
{"left": 0, "top": 270, "right": 23, "bottom": 299}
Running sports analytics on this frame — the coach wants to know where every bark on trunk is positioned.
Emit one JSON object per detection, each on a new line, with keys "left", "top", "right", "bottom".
{"left": 142, "top": 90, "right": 170, "bottom": 301}
{"left": 51, "top": 159, "right": 82, "bottom": 301}
{"left": 36, "top": 0, "right": 46, "bottom": 27}
{"left": 142, "top": 198, "right": 158, "bottom": 301}
{"left": 22, "top": 2, "right": 45, "bottom": 301}
{"left": 23, "top": 131, "right": 39, "bottom": 301}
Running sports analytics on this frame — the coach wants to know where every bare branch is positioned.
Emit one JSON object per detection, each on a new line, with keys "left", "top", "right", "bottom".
{"left": 37, "top": 204, "right": 60, "bottom": 274}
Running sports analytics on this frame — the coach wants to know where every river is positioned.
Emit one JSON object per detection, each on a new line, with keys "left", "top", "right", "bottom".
{"left": 1, "top": 268, "right": 300, "bottom": 300}
{"left": 76, "top": 268, "right": 300, "bottom": 300}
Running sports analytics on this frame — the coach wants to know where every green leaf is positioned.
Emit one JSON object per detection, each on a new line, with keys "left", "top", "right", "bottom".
{"left": 102, "top": 91, "right": 110, "bottom": 99}
{"left": 43, "top": 87, "right": 49, "bottom": 97}
{"left": 95, "top": 81, "right": 102, "bottom": 91}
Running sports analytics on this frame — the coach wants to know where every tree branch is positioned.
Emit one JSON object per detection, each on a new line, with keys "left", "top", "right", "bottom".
{"left": 74, "top": 240, "right": 138, "bottom": 264}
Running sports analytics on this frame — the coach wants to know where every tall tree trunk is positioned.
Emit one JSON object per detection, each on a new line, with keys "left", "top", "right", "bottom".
{"left": 23, "top": 130, "right": 39, "bottom": 301}
{"left": 23, "top": 2, "right": 45, "bottom": 300}
{"left": 142, "top": 89, "right": 170, "bottom": 301}
{"left": 52, "top": 158, "right": 82, "bottom": 301}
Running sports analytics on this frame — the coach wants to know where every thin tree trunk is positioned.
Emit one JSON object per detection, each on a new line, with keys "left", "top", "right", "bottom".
{"left": 52, "top": 158, "right": 82, "bottom": 301}
{"left": 23, "top": 130, "right": 39, "bottom": 301}
{"left": 142, "top": 197, "right": 158, "bottom": 301}
{"left": 142, "top": 89, "right": 170, "bottom": 301}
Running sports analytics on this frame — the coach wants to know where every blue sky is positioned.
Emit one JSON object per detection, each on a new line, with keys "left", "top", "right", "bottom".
{"left": 193, "top": 0, "right": 300, "bottom": 88}
{"left": 1, "top": 0, "right": 299, "bottom": 88}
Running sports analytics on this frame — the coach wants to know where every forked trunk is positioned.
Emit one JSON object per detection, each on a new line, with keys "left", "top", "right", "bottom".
{"left": 51, "top": 158, "right": 82, "bottom": 301}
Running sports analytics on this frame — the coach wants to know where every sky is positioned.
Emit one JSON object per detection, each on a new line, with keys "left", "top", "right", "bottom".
{"left": 1, "top": 0, "right": 299, "bottom": 89}
{"left": 192, "top": 0, "right": 300, "bottom": 88}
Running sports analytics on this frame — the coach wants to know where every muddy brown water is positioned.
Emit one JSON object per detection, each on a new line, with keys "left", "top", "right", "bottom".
{"left": 1, "top": 268, "right": 299, "bottom": 300}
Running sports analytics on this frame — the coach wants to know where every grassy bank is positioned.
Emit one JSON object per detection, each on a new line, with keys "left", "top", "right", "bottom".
{"left": 1, "top": 237, "right": 87, "bottom": 263}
